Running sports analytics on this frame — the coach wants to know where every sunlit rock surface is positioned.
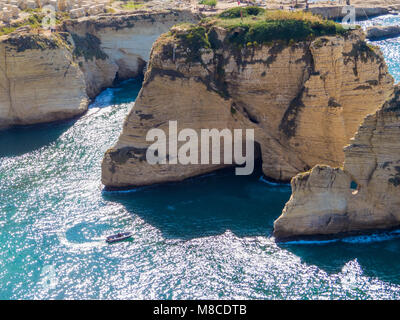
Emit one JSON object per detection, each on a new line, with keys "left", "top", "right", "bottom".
{"left": 274, "top": 86, "right": 400, "bottom": 240}
{"left": 0, "top": 32, "right": 88, "bottom": 129}
{"left": 102, "top": 26, "right": 394, "bottom": 189}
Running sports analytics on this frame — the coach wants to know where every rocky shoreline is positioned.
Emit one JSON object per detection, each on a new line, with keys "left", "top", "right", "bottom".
{"left": 2, "top": 4, "right": 400, "bottom": 241}
{"left": 366, "top": 25, "right": 400, "bottom": 40}
{"left": 1, "top": 2, "right": 399, "bottom": 129}
{"left": 274, "top": 85, "right": 400, "bottom": 240}
{"left": 99, "top": 7, "right": 400, "bottom": 241}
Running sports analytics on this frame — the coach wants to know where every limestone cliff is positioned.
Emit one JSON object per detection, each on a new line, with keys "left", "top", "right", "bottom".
{"left": 0, "top": 10, "right": 199, "bottom": 129}
{"left": 274, "top": 86, "right": 400, "bottom": 240}
{"left": 102, "top": 22, "right": 393, "bottom": 189}
{"left": 62, "top": 10, "right": 200, "bottom": 98}
{"left": 0, "top": 32, "right": 88, "bottom": 129}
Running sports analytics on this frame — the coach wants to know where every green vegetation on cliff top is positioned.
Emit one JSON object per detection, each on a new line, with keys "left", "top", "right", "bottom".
{"left": 218, "top": 6, "right": 265, "bottom": 19}
{"left": 198, "top": 0, "right": 218, "bottom": 7}
{"left": 170, "top": 7, "right": 349, "bottom": 52}
{"left": 121, "top": 1, "right": 144, "bottom": 10}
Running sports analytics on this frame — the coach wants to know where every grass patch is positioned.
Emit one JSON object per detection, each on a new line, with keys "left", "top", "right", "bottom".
{"left": 4, "top": 33, "right": 62, "bottom": 51}
{"left": 0, "top": 13, "right": 42, "bottom": 36}
{"left": 171, "top": 24, "right": 211, "bottom": 62}
{"left": 218, "top": 6, "right": 265, "bottom": 19}
{"left": 56, "top": 11, "right": 71, "bottom": 24}
{"left": 166, "top": 9, "right": 349, "bottom": 63}
{"left": 177, "top": 26, "right": 210, "bottom": 50}
{"left": 0, "top": 26, "right": 18, "bottom": 36}
{"left": 211, "top": 9, "right": 347, "bottom": 46}
{"left": 199, "top": 0, "right": 217, "bottom": 7}
{"left": 121, "top": 1, "right": 144, "bottom": 10}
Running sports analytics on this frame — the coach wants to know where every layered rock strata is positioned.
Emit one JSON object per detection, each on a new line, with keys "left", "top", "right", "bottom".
{"left": 102, "top": 25, "right": 394, "bottom": 189}
{"left": 0, "top": 33, "right": 88, "bottom": 129}
{"left": 274, "top": 86, "right": 400, "bottom": 240}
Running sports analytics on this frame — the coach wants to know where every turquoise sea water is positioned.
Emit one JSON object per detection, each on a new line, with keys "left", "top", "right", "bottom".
{"left": 2, "top": 16, "right": 400, "bottom": 300}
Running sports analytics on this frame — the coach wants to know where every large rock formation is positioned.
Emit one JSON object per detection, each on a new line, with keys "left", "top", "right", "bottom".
{"left": 102, "top": 23, "right": 394, "bottom": 189}
{"left": 366, "top": 25, "right": 400, "bottom": 40}
{"left": 0, "top": 10, "right": 199, "bottom": 129}
{"left": 0, "top": 32, "right": 88, "bottom": 129}
{"left": 274, "top": 86, "right": 400, "bottom": 241}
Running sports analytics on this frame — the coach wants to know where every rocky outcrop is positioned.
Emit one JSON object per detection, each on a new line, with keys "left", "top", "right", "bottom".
{"left": 0, "top": 33, "right": 88, "bottom": 129}
{"left": 366, "top": 25, "right": 400, "bottom": 40}
{"left": 102, "top": 24, "right": 394, "bottom": 189}
{"left": 274, "top": 86, "right": 400, "bottom": 241}
{"left": 0, "top": 10, "right": 199, "bottom": 129}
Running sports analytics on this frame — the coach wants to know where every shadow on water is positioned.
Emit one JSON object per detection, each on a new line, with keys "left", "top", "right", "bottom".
{"left": 0, "top": 120, "right": 78, "bottom": 158}
{"left": 103, "top": 164, "right": 292, "bottom": 241}
{"left": 281, "top": 234, "right": 400, "bottom": 285}
{"left": 103, "top": 153, "right": 400, "bottom": 284}
{"left": 90, "top": 77, "right": 143, "bottom": 109}
{"left": 4, "top": 71, "right": 400, "bottom": 288}
{"left": 0, "top": 77, "right": 143, "bottom": 159}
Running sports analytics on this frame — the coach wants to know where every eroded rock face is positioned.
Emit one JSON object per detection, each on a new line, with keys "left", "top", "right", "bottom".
{"left": 0, "top": 10, "right": 200, "bottom": 129}
{"left": 274, "top": 86, "right": 400, "bottom": 240}
{"left": 102, "top": 27, "right": 393, "bottom": 189}
{"left": 0, "top": 33, "right": 88, "bottom": 129}
{"left": 62, "top": 10, "right": 200, "bottom": 98}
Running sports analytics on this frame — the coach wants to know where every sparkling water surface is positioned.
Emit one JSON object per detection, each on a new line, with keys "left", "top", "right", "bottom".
{"left": 2, "top": 16, "right": 400, "bottom": 300}
{"left": 358, "top": 14, "right": 400, "bottom": 83}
